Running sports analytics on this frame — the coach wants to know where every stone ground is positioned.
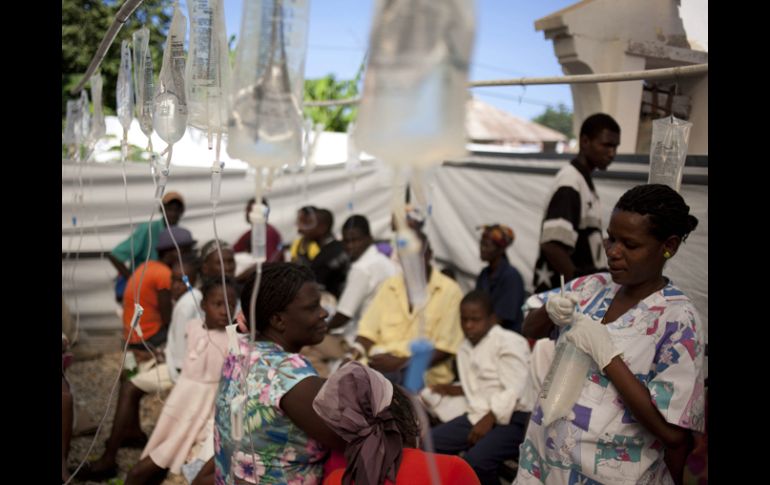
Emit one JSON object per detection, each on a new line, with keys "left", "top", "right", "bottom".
{"left": 65, "top": 333, "right": 186, "bottom": 485}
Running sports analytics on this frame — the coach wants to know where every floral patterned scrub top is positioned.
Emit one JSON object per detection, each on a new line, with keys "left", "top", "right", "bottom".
{"left": 515, "top": 273, "right": 705, "bottom": 485}
{"left": 214, "top": 339, "right": 327, "bottom": 484}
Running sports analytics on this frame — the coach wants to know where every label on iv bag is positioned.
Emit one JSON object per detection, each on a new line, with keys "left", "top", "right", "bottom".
{"left": 226, "top": 324, "right": 242, "bottom": 355}
{"left": 230, "top": 394, "right": 247, "bottom": 442}
{"left": 130, "top": 304, "right": 145, "bottom": 338}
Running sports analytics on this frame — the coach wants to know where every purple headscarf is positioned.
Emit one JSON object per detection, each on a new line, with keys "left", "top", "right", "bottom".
{"left": 312, "top": 362, "right": 404, "bottom": 485}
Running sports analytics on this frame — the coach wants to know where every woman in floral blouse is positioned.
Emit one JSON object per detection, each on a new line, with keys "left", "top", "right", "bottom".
{"left": 193, "top": 263, "right": 345, "bottom": 485}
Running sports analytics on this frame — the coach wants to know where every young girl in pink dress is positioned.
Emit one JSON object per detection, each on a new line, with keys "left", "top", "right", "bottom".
{"left": 125, "top": 277, "right": 237, "bottom": 485}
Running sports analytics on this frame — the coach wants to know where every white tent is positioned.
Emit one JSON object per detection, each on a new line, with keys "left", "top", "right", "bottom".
{"left": 62, "top": 152, "right": 708, "bottom": 348}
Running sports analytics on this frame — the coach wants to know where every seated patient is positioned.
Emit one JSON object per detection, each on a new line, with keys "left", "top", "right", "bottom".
{"left": 125, "top": 277, "right": 238, "bottom": 485}
{"left": 314, "top": 361, "right": 480, "bottom": 485}
{"left": 429, "top": 290, "right": 534, "bottom": 485}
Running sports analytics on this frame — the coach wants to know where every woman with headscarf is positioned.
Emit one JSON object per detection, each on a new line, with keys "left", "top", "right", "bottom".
{"left": 476, "top": 224, "right": 526, "bottom": 334}
{"left": 313, "top": 361, "right": 480, "bottom": 485}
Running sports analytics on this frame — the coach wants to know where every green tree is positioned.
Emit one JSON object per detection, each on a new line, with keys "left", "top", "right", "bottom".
{"left": 303, "top": 74, "right": 360, "bottom": 132}
{"left": 62, "top": 0, "right": 172, "bottom": 121}
{"left": 533, "top": 103, "right": 574, "bottom": 139}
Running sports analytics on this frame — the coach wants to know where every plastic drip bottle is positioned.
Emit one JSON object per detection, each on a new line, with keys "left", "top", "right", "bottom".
{"left": 648, "top": 115, "right": 692, "bottom": 192}
{"left": 153, "top": 3, "right": 188, "bottom": 146}
{"left": 249, "top": 201, "right": 268, "bottom": 264}
{"left": 186, "top": 0, "right": 231, "bottom": 139}
{"left": 354, "top": 0, "right": 475, "bottom": 169}
{"left": 132, "top": 27, "right": 154, "bottom": 139}
{"left": 539, "top": 332, "right": 592, "bottom": 426}
{"left": 227, "top": 0, "right": 309, "bottom": 169}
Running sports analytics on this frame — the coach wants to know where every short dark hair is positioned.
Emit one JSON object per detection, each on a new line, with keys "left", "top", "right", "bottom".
{"left": 201, "top": 276, "right": 238, "bottom": 300}
{"left": 247, "top": 197, "right": 269, "bottom": 209}
{"left": 172, "top": 252, "right": 201, "bottom": 273}
{"left": 342, "top": 214, "right": 371, "bottom": 237}
{"left": 316, "top": 208, "right": 334, "bottom": 233}
{"left": 614, "top": 184, "right": 699, "bottom": 242}
{"left": 164, "top": 199, "right": 185, "bottom": 212}
{"left": 580, "top": 113, "right": 620, "bottom": 139}
{"left": 461, "top": 290, "right": 493, "bottom": 316}
{"left": 240, "top": 263, "right": 317, "bottom": 332}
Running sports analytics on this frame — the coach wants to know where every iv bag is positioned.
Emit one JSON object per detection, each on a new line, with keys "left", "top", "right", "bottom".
{"left": 539, "top": 337, "right": 592, "bottom": 426}
{"left": 302, "top": 119, "right": 321, "bottom": 173}
{"left": 132, "top": 28, "right": 154, "bottom": 137}
{"left": 345, "top": 122, "right": 361, "bottom": 172}
{"left": 63, "top": 100, "right": 82, "bottom": 146}
{"left": 89, "top": 72, "right": 106, "bottom": 143}
{"left": 397, "top": 228, "right": 428, "bottom": 310}
{"left": 355, "top": 0, "right": 475, "bottom": 167}
{"left": 186, "top": 0, "right": 231, "bottom": 133}
{"left": 153, "top": 3, "right": 188, "bottom": 145}
{"left": 117, "top": 40, "right": 134, "bottom": 133}
{"left": 227, "top": 0, "right": 310, "bottom": 168}
{"left": 648, "top": 116, "right": 692, "bottom": 192}
{"left": 79, "top": 89, "right": 91, "bottom": 148}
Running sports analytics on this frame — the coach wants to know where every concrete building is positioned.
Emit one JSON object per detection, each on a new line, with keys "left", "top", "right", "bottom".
{"left": 535, "top": 0, "right": 708, "bottom": 154}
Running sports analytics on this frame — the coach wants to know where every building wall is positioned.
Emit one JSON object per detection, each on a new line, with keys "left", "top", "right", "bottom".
{"left": 537, "top": 0, "right": 707, "bottom": 154}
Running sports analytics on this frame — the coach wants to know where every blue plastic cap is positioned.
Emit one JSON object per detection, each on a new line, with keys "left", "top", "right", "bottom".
{"left": 403, "top": 338, "right": 434, "bottom": 393}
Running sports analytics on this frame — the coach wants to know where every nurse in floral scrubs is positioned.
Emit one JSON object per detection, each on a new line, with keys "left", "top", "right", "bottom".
{"left": 515, "top": 184, "right": 705, "bottom": 485}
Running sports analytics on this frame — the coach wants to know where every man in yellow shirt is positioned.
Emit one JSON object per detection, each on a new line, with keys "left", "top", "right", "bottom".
{"left": 355, "top": 232, "right": 464, "bottom": 386}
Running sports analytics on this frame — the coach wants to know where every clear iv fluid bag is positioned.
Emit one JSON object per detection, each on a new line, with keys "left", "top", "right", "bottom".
{"left": 397, "top": 228, "right": 428, "bottom": 310}
{"left": 539, "top": 334, "right": 592, "bottom": 427}
{"left": 345, "top": 122, "right": 361, "bottom": 172}
{"left": 133, "top": 28, "right": 154, "bottom": 137}
{"left": 90, "top": 73, "right": 106, "bottom": 143}
{"left": 153, "top": 4, "right": 188, "bottom": 145}
{"left": 186, "top": 0, "right": 231, "bottom": 133}
{"left": 648, "top": 116, "right": 692, "bottom": 193}
{"left": 355, "top": 0, "right": 475, "bottom": 167}
{"left": 63, "top": 100, "right": 81, "bottom": 146}
{"left": 79, "top": 89, "right": 91, "bottom": 148}
{"left": 227, "top": 0, "right": 310, "bottom": 168}
{"left": 117, "top": 40, "right": 135, "bottom": 133}
{"left": 251, "top": 216, "right": 267, "bottom": 263}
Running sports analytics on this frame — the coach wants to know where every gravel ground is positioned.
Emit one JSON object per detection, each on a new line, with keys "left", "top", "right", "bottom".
{"left": 65, "top": 351, "right": 186, "bottom": 485}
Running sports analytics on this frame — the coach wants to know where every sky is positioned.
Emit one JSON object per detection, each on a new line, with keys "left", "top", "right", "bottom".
{"left": 220, "top": 0, "right": 579, "bottom": 121}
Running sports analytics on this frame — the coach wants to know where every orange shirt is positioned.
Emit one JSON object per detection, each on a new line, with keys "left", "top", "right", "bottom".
{"left": 122, "top": 261, "right": 172, "bottom": 343}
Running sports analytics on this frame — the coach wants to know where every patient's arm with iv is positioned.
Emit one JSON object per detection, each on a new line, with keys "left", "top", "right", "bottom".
{"left": 280, "top": 376, "right": 346, "bottom": 451}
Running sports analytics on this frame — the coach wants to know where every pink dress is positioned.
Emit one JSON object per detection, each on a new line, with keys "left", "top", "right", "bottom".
{"left": 141, "top": 319, "right": 228, "bottom": 473}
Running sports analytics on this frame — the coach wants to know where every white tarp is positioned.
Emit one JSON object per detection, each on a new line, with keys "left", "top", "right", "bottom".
{"left": 62, "top": 157, "right": 707, "bottom": 344}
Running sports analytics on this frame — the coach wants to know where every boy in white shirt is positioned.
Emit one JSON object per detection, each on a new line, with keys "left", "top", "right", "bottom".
{"left": 429, "top": 290, "right": 534, "bottom": 485}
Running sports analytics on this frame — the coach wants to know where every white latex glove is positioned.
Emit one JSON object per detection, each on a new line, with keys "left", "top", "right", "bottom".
{"left": 545, "top": 293, "right": 580, "bottom": 327}
{"left": 564, "top": 314, "right": 622, "bottom": 371}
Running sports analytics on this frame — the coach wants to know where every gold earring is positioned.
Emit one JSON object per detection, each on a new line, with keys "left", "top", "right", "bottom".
{"left": 663, "top": 250, "right": 672, "bottom": 259}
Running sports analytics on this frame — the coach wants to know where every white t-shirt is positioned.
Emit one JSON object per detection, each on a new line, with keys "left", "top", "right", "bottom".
{"left": 458, "top": 324, "right": 536, "bottom": 425}
{"left": 165, "top": 288, "right": 203, "bottom": 383}
{"left": 334, "top": 244, "right": 397, "bottom": 343}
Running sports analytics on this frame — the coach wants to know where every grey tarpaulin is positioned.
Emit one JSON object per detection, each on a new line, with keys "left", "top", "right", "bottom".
{"left": 62, "top": 155, "right": 707, "bottom": 347}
